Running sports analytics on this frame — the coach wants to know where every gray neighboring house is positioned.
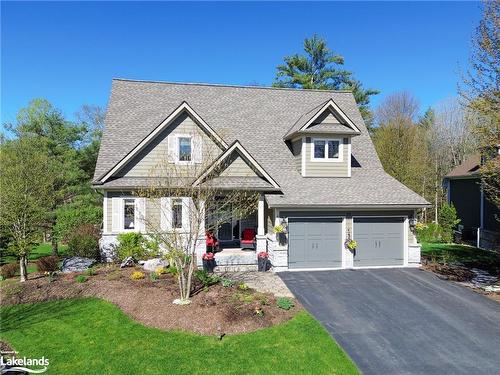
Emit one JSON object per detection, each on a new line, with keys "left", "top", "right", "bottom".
{"left": 92, "top": 79, "right": 429, "bottom": 271}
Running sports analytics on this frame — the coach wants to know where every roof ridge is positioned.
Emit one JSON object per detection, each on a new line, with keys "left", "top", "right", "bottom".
{"left": 112, "top": 78, "right": 354, "bottom": 94}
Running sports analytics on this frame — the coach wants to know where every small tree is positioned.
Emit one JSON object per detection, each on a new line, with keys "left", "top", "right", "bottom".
{"left": 438, "top": 203, "right": 460, "bottom": 243}
{"left": 137, "top": 134, "right": 259, "bottom": 304}
{"left": 0, "top": 138, "right": 54, "bottom": 281}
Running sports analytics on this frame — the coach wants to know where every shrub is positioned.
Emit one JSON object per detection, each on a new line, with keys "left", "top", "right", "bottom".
{"left": 155, "top": 266, "right": 167, "bottom": 275}
{"left": 416, "top": 222, "right": 443, "bottom": 243}
{"left": 238, "top": 283, "right": 249, "bottom": 291}
{"left": 0, "top": 263, "right": 18, "bottom": 279}
{"left": 221, "top": 277, "right": 234, "bottom": 287}
{"left": 75, "top": 275, "right": 87, "bottom": 283}
{"left": 116, "top": 233, "right": 158, "bottom": 261}
{"left": 36, "top": 256, "right": 59, "bottom": 273}
{"left": 130, "top": 271, "right": 145, "bottom": 280}
{"left": 67, "top": 224, "right": 100, "bottom": 259}
{"left": 439, "top": 203, "right": 460, "bottom": 243}
{"left": 194, "top": 269, "right": 220, "bottom": 289}
{"left": 277, "top": 297, "right": 294, "bottom": 310}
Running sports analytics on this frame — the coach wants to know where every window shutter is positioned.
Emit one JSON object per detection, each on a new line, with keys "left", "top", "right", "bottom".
{"left": 111, "top": 198, "right": 123, "bottom": 232}
{"left": 167, "top": 136, "right": 178, "bottom": 163}
{"left": 160, "top": 197, "right": 172, "bottom": 231}
{"left": 135, "top": 198, "right": 146, "bottom": 232}
{"left": 193, "top": 135, "right": 203, "bottom": 164}
{"left": 182, "top": 197, "right": 191, "bottom": 231}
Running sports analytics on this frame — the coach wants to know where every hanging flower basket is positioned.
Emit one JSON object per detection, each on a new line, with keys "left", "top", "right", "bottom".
{"left": 202, "top": 252, "right": 216, "bottom": 273}
{"left": 257, "top": 251, "right": 269, "bottom": 272}
{"left": 345, "top": 239, "right": 357, "bottom": 251}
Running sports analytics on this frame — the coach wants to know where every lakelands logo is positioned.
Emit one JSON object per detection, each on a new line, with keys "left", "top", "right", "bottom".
{"left": 0, "top": 352, "right": 49, "bottom": 374}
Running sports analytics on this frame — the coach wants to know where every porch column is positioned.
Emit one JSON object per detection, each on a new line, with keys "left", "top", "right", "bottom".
{"left": 257, "top": 193, "right": 265, "bottom": 236}
{"left": 256, "top": 193, "right": 267, "bottom": 252}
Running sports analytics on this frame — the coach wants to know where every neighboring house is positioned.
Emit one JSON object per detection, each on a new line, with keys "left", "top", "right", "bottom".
{"left": 92, "top": 79, "right": 429, "bottom": 271}
{"left": 444, "top": 154, "right": 500, "bottom": 250}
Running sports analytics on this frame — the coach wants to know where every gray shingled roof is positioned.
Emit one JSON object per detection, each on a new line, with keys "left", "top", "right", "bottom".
{"left": 94, "top": 79, "right": 428, "bottom": 207}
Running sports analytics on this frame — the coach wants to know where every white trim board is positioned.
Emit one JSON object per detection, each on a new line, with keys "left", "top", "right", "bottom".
{"left": 192, "top": 140, "right": 281, "bottom": 189}
{"left": 300, "top": 99, "right": 361, "bottom": 134}
{"left": 99, "top": 101, "right": 228, "bottom": 183}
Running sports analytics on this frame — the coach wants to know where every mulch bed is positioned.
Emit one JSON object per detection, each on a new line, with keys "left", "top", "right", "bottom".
{"left": 422, "top": 263, "right": 474, "bottom": 282}
{"left": 0, "top": 266, "right": 299, "bottom": 335}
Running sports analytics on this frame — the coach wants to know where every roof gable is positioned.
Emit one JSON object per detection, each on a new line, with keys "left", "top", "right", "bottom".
{"left": 192, "top": 141, "right": 280, "bottom": 189}
{"left": 97, "top": 101, "right": 228, "bottom": 183}
{"left": 284, "top": 99, "right": 361, "bottom": 140}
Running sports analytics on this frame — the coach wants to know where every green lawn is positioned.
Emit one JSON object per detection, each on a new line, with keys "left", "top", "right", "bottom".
{"left": 1, "top": 243, "right": 68, "bottom": 273}
{"left": 0, "top": 298, "right": 359, "bottom": 375}
{"left": 421, "top": 242, "right": 500, "bottom": 274}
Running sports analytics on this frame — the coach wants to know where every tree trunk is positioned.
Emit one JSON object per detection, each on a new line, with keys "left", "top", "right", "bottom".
{"left": 20, "top": 256, "right": 27, "bottom": 282}
{"left": 51, "top": 229, "right": 58, "bottom": 256}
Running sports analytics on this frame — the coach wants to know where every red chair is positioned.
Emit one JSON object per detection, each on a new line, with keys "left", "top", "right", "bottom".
{"left": 206, "top": 232, "right": 219, "bottom": 253}
{"left": 240, "top": 228, "right": 256, "bottom": 250}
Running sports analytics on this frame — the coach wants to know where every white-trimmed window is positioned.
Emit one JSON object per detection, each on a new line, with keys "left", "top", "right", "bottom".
{"left": 311, "top": 138, "right": 342, "bottom": 162}
{"left": 172, "top": 198, "right": 183, "bottom": 229}
{"left": 124, "top": 199, "right": 135, "bottom": 229}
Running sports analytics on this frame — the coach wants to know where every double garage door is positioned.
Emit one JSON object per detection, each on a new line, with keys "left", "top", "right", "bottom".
{"left": 288, "top": 217, "right": 405, "bottom": 269}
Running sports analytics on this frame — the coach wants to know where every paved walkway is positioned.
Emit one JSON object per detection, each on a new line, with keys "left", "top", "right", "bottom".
{"left": 279, "top": 268, "right": 500, "bottom": 375}
{"left": 220, "top": 271, "right": 294, "bottom": 297}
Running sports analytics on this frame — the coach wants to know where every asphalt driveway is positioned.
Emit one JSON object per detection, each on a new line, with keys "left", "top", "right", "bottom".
{"left": 279, "top": 268, "right": 500, "bottom": 375}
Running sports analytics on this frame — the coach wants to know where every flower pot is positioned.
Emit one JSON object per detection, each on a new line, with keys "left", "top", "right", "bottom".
{"left": 203, "top": 259, "right": 216, "bottom": 273}
{"left": 258, "top": 257, "right": 268, "bottom": 272}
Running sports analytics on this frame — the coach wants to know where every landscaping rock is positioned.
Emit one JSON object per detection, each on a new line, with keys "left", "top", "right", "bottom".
{"left": 142, "top": 258, "right": 169, "bottom": 272}
{"left": 61, "top": 257, "right": 97, "bottom": 273}
{"left": 120, "top": 256, "right": 135, "bottom": 268}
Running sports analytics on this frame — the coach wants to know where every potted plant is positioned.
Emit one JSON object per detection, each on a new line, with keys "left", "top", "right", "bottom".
{"left": 274, "top": 224, "right": 287, "bottom": 246}
{"left": 345, "top": 239, "right": 357, "bottom": 252}
{"left": 202, "top": 252, "right": 216, "bottom": 273}
{"left": 257, "top": 251, "right": 269, "bottom": 272}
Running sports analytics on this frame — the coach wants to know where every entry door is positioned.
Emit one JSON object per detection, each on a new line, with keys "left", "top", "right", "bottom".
{"left": 288, "top": 218, "right": 343, "bottom": 269}
{"left": 353, "top": 217, "right": 404, "bottom": 267}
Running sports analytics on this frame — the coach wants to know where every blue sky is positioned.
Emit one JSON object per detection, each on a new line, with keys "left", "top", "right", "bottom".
{"left": 1, "top": 1, "right": 481, "bottom": 125}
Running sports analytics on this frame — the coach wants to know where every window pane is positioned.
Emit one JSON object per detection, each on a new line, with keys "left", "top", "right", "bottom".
{"left": 314, "top": 140, "right": 325, "bottom": 159}
{"left": 172, "top": 199, "right": 183, "bottom": 229}
{"left": 179, "top": 137, "right": 191, "bottom": 161}
{"left": 124, "top": 199, "right": 135, "bottom": 229}
{"left": 328, "top": 140, "right": 339, "bottom": 158}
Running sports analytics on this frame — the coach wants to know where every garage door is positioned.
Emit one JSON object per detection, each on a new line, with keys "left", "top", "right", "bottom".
{"left": 353, "top": 217, "right": 404, "bottom": 267}
{"left": 288, "top": 218, "right": 343, "bottom": 269}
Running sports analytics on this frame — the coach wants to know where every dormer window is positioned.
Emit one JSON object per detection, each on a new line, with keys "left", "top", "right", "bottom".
{"left": 178, "top": 137, "right": 192, "bottom": 162}
{"left": 311, "top": 138, "right": 342, "bottom": 162}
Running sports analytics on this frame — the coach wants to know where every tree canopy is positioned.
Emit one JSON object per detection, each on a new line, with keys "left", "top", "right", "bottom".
{"left": 273, "top": 34, "right": 379, "bottom": 126}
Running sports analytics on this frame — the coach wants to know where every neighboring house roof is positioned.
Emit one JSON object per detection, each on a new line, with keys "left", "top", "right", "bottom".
{"left": 445, "top": 155, "right": 481, "bottom": 179}
{"left": 94, "top": 79, "right": 429, "bottom": 208}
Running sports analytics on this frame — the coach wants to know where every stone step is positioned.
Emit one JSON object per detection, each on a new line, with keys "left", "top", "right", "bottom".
{"left": 215, "top": 265, "right": 258, "bottom": 273}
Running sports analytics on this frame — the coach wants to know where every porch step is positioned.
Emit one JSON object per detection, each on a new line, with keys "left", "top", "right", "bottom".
{"left": 215, "top": 265, "right": 258, "bottom": 273}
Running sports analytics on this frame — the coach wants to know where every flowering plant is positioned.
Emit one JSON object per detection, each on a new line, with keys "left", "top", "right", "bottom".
{"left": 257, "top": 251, "right": 269, "bottom": 259}
{"left": 274, "top": 225, "right": 285, "bottom": 233}
{"left": 345, "top": 239, "right": 357, "bottom": 251}
{"left": 415, "top": 222, "right": 428, "bottom": 231}
{"left": 202, "top": 252, "right": 215, "bottom": 261}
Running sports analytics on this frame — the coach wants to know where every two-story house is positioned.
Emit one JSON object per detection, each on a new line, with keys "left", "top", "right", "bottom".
{"left": 92, "top": 79, "right": 429, "bottom": 271}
